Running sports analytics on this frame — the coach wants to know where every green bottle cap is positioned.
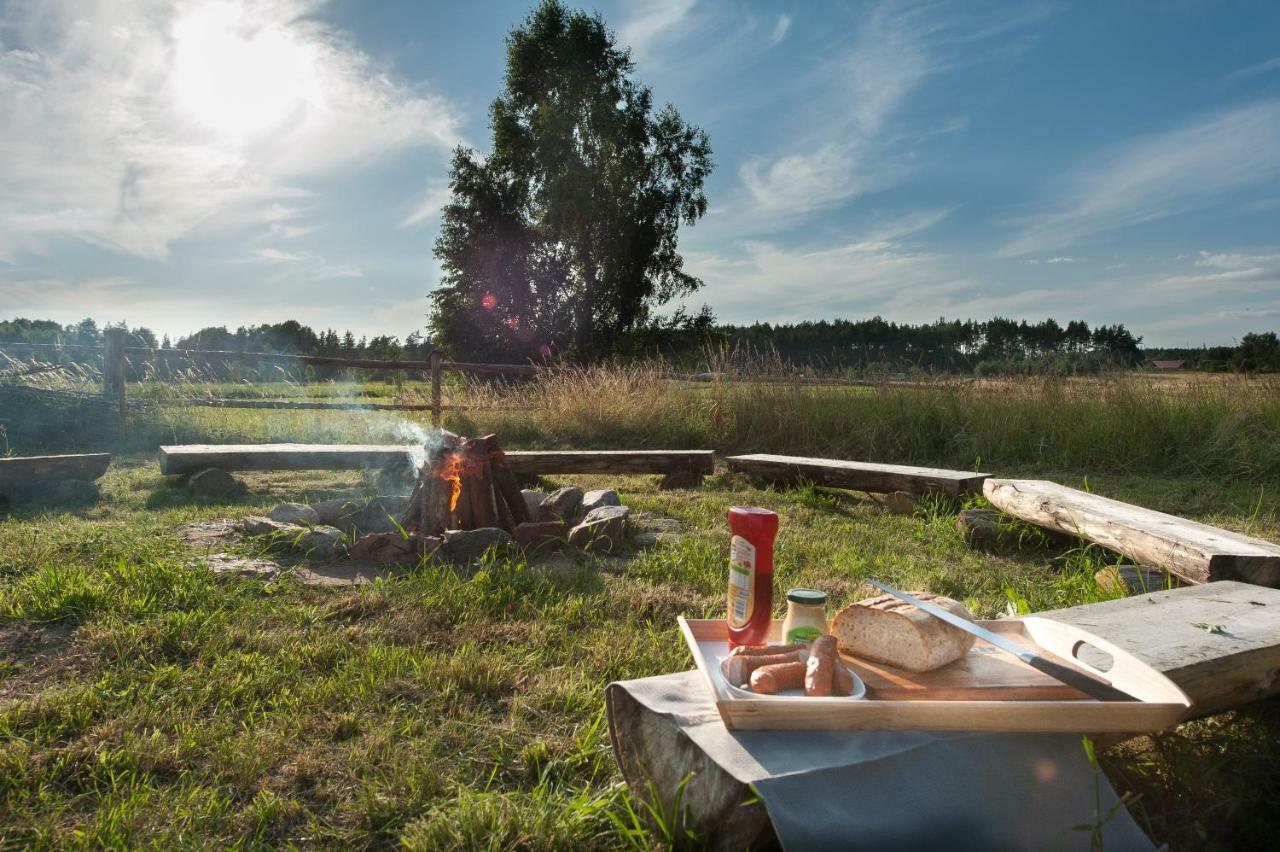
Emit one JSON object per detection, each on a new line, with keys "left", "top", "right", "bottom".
{"left": 786, "top": 588, "right": 827, "bottom": 605}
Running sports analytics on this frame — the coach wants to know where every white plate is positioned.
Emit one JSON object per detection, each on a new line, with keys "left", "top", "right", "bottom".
{"left": 706, "top": 641, "right": 866, "bottom": 701}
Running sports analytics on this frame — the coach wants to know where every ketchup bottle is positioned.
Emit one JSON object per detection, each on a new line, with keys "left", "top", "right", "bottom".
{"left": 726, "top": 506, "right": 779, "bottom": 648}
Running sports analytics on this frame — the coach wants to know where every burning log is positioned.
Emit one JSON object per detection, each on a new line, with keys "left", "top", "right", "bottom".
{"left": 396, "top": 432, "right": 526, "bottom": 538}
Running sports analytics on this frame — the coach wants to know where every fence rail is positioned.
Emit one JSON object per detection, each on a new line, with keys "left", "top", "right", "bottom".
{"left": 0, "top": 334, "right": 539, "bottom": 426}
{"left": 1, "top": 334, "right": 942, "bottom": 431}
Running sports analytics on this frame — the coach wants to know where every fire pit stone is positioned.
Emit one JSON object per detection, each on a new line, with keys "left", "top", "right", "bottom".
{"left": 581, "top": 488, "right": 620, "bottom": 514}
{"left": 567, "top": 505, "right": 630, "bottom": 552}
{"left": 521, "top": 489, "right": 549, "bottom": 519}
{"left": 514, "top": 519, "right": 568, "bottom": 549}
{"left": 267, "top": 502, "right": 320, "bottom": 526}
{"left": 296, "top": 526, "right": 346, "bottom": 560}
{"left": 541, "top": 486, "right": 584, "bottom": 522}
{"left": 443, "top": 527, "right": 514, "bottom": 563}
{"left": 348, "top": 531, "right": 440, "bottom": 564}
{"left": 238, "top": 516, "right": 303, "bottom": 537}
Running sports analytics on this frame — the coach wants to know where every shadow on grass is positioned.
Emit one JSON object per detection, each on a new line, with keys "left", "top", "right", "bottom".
{"left": 0, "top": 480, "right": 102, "bottom": 521}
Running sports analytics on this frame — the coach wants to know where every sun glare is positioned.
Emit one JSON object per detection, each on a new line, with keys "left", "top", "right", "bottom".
{"left": 171, "top": 2, "right": 323, "bottom": 143}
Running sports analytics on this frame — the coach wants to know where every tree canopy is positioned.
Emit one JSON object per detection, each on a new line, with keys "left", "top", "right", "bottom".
{"left": 429, "top": 0, "right": 713, "bottom": 361}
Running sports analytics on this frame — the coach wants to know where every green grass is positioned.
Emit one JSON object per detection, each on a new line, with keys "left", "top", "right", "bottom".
{"left": 2, "top": 457, "right": 1278, "bottom": 849}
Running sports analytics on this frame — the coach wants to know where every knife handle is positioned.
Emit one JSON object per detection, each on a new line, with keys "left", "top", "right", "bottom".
{"left": 1028, "top": 653, "right": 1135, "bottom": 702}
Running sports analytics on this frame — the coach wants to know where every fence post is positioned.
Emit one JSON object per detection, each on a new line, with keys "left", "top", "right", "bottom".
{"left": 102, "top": 328, "right": 128, "bottom": 431}
{"left": 430, "top": 350, "right": 442, "bottom": 427}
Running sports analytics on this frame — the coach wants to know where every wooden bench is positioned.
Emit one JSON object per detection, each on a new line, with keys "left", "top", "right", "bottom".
{"left": 607, "top": 581, "right": 1280, "bottom": 849}
{"left": 725, "top": 454, "right": 988, "bottom": 497}
{"left": 158, "top": 444, "right": 713, "bottom": 482}
{"left": 0, "top": 453, "right": 112, "bottom": 490}
{"left": 984, "top": 479, "right": 1280, "bottom": 586}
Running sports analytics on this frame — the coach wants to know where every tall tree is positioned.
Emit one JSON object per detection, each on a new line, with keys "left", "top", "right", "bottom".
{"left": 430, "top": 0, "right": 713, "bottom": 360}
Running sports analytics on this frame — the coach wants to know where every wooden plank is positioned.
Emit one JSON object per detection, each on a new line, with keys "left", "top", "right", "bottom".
{"left": 0, "top": 453, "right": 113, "bottom": 489}
{"left": 984, "top": 479, "right": 1280, "bottom": 586}
{"left": 159, "top": 444, "right": 715, "bottom": 477}
{"left": 159, "top": 444, "right": 414, "bottom": 475}
{"left": 725, "top": 453, "right": 988, "bottom": 496}
{"left": 502, "top": 450, "right": 714, "bottom": 476}
{"left": 1039, "top": 580, "right": 1280, "bottom": 718}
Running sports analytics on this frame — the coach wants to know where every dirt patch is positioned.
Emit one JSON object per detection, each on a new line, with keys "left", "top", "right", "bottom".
{"left": 0, "top": 621, "right": 88, "bottom": 704}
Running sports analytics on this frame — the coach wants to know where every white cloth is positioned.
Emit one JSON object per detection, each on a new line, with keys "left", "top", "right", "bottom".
{"left": 610, "top": 671, "right": 1155, "bottom": 851}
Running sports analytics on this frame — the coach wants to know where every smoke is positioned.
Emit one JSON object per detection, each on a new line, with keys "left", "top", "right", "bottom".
{"left": 376, "top": 417, "right": 450, "bottom": 473}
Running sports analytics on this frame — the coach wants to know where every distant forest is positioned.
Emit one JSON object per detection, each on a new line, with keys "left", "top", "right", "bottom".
{"left": 2, "top": 316, "right": 1277, "bottom": 374}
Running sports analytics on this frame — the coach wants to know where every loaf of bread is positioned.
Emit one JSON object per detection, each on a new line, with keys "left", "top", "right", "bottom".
{"left": 830, "top": 592, "right": 976, "bottom": 672}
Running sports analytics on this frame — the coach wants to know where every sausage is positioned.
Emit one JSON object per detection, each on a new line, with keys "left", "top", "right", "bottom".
{"left": 721, "top": 648, "right": 808, "bottom": 686}
{"left": 832, "top": 658, "right": 856, "bottom": 696}
{"left": 749, "top": 661, "right": 807, "bottom": 694}
{"left": 805, "top": 635, "right": 837, "bottom": 697}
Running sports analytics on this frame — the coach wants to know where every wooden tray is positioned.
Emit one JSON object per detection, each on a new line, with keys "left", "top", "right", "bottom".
{"left": 679, "top": 617, "right": 1192, "bottom": 732}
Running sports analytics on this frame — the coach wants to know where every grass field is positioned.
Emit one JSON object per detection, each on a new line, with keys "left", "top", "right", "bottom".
{"left": 2, "top": 371, "right": 1279, "bottom": 848}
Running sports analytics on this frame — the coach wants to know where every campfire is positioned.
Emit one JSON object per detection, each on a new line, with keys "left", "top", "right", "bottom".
{"left": 397, "top": 432, "right": 530, "bottom": 537}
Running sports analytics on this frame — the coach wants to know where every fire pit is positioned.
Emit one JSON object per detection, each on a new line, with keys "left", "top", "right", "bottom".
{"left": 220, "top": 432, "right": 680, "bottom": 570}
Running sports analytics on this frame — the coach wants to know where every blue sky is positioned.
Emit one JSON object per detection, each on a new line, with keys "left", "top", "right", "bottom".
{"left": 1, "top": 0, "right": 1278, "bottom": 345}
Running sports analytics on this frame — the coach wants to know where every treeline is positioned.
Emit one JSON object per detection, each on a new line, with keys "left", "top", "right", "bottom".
{"left": 6, "top": 316, "right": 1277, "bottom": 375}
{"left": 0, "top": 317, "right": 159, "bottom": 348}
{"left": 0, "top": 318, "right": 431, "bottom": 362}
{"left": 171, "top": 321, "right": 432, "bottom": 362}
{"left": 1147, "top": 332, "right": 1280, "bottom": 373}
{"left": 624, "top": 316, "right": 1146, "bottom": 375}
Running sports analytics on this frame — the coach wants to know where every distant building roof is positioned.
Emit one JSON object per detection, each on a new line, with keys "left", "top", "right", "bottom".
{"left": 1151, "top": 359, "right": 1185, "bottom": 369}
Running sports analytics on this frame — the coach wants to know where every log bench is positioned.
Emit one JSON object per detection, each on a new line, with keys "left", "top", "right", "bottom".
{"left": 0, "top": 453, "right": 112, "bottom": 491}
{"left": 158, "top": 444, "right": 714, "bottom": 483}
{"left": 607, "top": 581, "right": 1280, "bottom": 849}
{"left": 984, "top": 478, "right": 1280, "bottom": 586}
{"left": 725, "top": 453, "right": 989, "bottom": 497}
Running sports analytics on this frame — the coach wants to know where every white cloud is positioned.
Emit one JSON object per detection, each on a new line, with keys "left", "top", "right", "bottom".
{"left": 0, "top": 0, "right": 461, "bottom": 262}
{"left": 400, "top": 181, "right": 453, "bottom": 228}
{"left": 618, "top": 0, "right": 697, "bottom": 62}
{"left": 768, "top": 14, "right": 792, "bottom": 47}
{"left": 1223, "top": 56, "right": 1280, "bottom": 83}
{"left": 1194, "top": 250, "right": 1280, "bottom": 270}
{"left": 252, "top": 248, "right": 309, "bottom": 262}
{"left": 732, "top": 2, "right": 1043, "bottom": 232}
{"left": 685, "top": 208, "right": 966, "bottom": 321}
{"left": 998, "top": 100, "right": 1280, "bottom": 257}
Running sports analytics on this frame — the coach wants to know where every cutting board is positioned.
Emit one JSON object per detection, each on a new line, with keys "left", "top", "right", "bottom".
{"left": 847, "top": 620, "right": 1088, "bottom": 701}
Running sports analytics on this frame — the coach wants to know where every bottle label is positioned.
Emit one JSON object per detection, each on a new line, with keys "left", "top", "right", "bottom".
{"left": 727, "top": 535, "right": 756, "bottom": 629}
{"left": 786, "top": 626, "right": 823, "bottom": 644}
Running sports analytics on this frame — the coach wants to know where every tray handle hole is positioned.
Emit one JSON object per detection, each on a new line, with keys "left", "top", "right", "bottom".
{"left": 1071, "top": 640, "right": 1114, "bottom": 673}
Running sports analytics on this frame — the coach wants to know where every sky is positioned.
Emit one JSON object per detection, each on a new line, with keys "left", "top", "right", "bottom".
{"left": 1, "top": 0, "right": 1279, "bottom": 346}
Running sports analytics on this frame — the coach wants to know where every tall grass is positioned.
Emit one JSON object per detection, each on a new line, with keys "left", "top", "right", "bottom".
{"left": 451, "top": 367, "right": 1280, "bottom": 478}
{"left": 10, "top": 354, "right": 1279, "bottom": 479}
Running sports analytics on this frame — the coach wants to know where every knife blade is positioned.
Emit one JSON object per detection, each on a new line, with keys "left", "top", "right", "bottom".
{"left": 866, "top": 580, "right": 1136, "bottom": 702}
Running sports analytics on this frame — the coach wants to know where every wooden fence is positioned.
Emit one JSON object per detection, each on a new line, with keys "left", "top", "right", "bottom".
{"left": 0, "top": 330, "right": 553, "bottom": 428}
{"left": 1, "top": 331, "right": 943, "bottom": 431}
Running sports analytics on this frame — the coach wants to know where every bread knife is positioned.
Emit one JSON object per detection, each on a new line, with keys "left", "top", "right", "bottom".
{"left": 865, "top": 580, "right": 1136, "bottom": 702}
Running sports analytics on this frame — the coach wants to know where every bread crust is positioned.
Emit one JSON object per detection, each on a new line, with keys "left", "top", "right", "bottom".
{"left": 831, "top": 591, "right": 976, "bottom": 672}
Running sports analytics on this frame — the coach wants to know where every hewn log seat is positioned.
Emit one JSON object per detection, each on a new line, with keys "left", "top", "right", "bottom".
{"left": 725, "top": 453, "right": 988, "bottom": 496}
{"left": 159, "top": 444, "right": 714, "bottom": 479}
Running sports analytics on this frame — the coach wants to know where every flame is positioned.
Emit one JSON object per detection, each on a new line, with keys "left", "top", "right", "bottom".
{"left": 438, "top": 453, "right": 464, "bottom": 512}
